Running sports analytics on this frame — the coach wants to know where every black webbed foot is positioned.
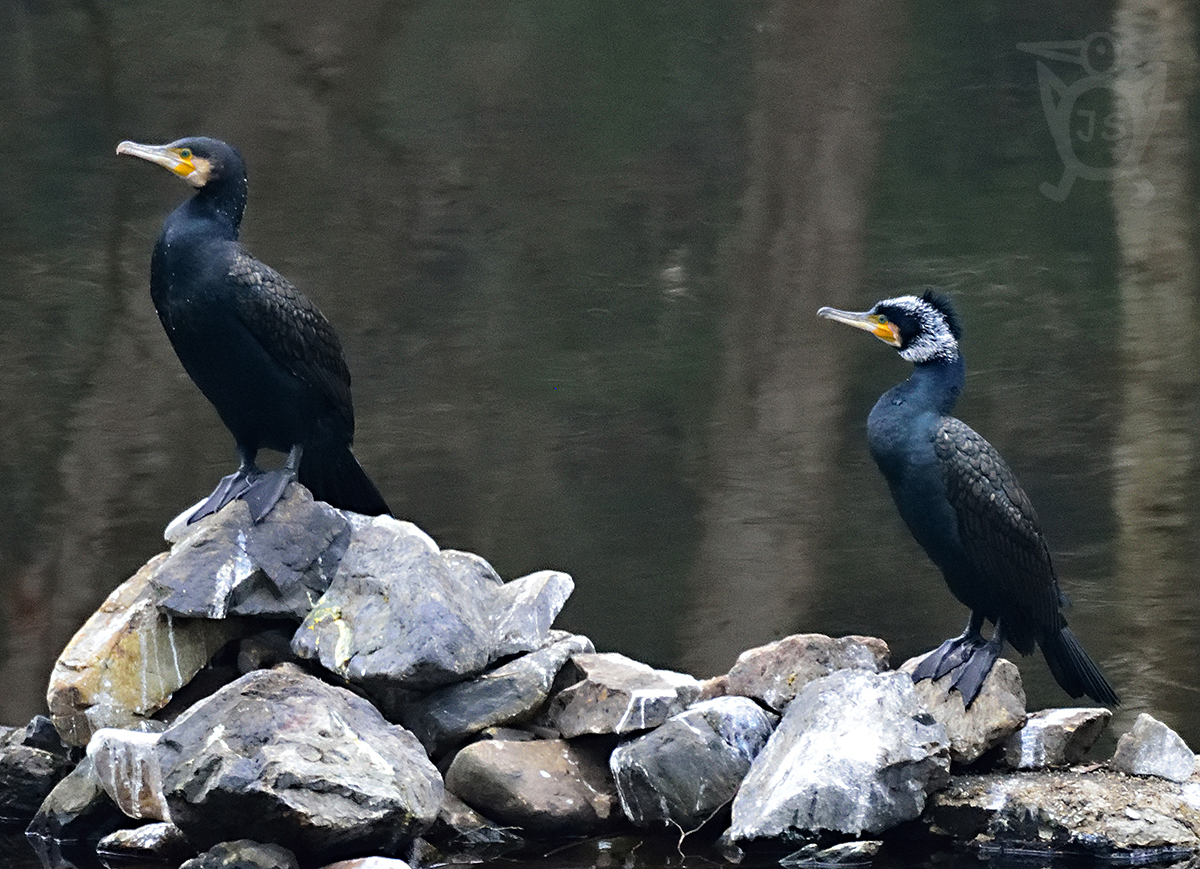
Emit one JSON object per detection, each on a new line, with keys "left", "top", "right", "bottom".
{"left": 187, "top": 469, "right": 256, "bottom": 524}
{"left": 911, "top": 634, "right": 985, "bottom": 683}
{"left": 239, "top": 468, "right": 298, "bottom": 524}
{"left": 948, "top": 636, "right": 1003, "bottom": 707}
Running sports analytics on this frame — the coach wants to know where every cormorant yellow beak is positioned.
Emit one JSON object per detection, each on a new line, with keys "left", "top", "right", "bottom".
{"left": 817, "top": 305, "right": 901, "bottom": 347}
{"left": 116, "top": 140, "right": 212, "bottom": 188}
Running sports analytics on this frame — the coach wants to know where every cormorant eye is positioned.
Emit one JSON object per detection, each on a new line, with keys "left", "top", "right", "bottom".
{"left": 179, "top": 148, "right": 192, "bottom": 160}
{"left": 876, "top": 314, "right": 889, "bottom": 324}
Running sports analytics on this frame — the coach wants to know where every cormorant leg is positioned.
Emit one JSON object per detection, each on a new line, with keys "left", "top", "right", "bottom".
{"left": 949, "top": 622, "right": 1005, "bottom": 707}
{"left": 911, "top": 612, "right": 987, "bottom": 682}
{"left": 187, "top": 445, "right": 261, "bottom": 524}
{"left": 238, "top": 444, "right": 303, "bottom": 524}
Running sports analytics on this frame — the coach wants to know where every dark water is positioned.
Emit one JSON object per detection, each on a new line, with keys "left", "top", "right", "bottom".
{"left": 2, "top": 1, "right": 1199, "bottom": 868}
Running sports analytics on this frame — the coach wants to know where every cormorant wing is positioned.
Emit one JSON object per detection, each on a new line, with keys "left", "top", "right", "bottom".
{"left": 934, "top": 417, "right": 1064, "bottom": 648}
{"left": 226, "top": 251, "right": 355, "bottom": 435}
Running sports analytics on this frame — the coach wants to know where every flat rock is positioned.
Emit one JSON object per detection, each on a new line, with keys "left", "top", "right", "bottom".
{"left": 156, "top": 666, "right": 443, "bottom": 862}
{"left": 1003, "top": 707, "right": 1112, "bottom": 769}
{"left": 729, "top": 669, "right": 950, "bottom": 841}
{"left": 1110, "top": 713, "right": 1196, "bottom": 782}
{"left": 546, "top": 652, "right": 702, "bottom": 737}
{"left": 156, "top": 484, "right": 351, "bottom": 620}
{"left": 96, "top": 822, "right": 194, "bottom": 865}
{"left": 718, "top": 634, "right": 890, "bottom": 712}
{"left": 46, "top": 555, "right": 250, "bottom": 746}
{"left": 399, "top": 633, "right": 594, "bottom": 754}
{"left": 179, "top": 839, "right": 298, "bottom": 869}
{"left": 926, "top": 768, "right": 1200, "bottom": 859}
{"left": 611, "top": 696, "right": 776, "bottom": 831}
{"left": 445, "top": 736, "right": 619, "bottom": 836}
{"left": 901, "top": 654, "right": 1026, "bottom": 764}
{"left": 292, "top": 517, "right": 572, "bottom": 691}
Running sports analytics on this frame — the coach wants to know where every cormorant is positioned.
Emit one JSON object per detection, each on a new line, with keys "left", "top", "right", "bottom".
{"left": 117, "top": 136, "right": 391, "bottom": 524}
{"left": 819, "top": 290, "right": 1118, "bottom": 707}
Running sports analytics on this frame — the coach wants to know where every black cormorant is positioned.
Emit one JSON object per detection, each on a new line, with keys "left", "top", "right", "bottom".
{"left": 117, "top": 136, "right": 391, "bottom": 523}
{"left": 819, "top": 290, "right": 1118, "bottom": 707}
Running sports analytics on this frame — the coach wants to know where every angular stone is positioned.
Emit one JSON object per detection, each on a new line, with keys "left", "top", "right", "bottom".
{"left": 47, "top": 556, "right": 250, "bottom": 746}
{"left": 926, "top": 769, "right": 1200, "bottom": 856}
{"left": 427, "top": 792, "right": 525, "bottom": 855}
{"left": 27, "top": 754, "right": 131, "bottom": 843}
{"left": 292, "top": 518, "right": 572, "bottom": 691}
{"left": 546, "top": 653, "right": 702, "bottom": 737}
{"left": 721, "top": 634, "right": 890, "bottom": 712}
{"left": 155, "top": 484, "right": 351, "bottom": 620}
{"left": 729, "top": 670, "right": 949, "bottom": 841}
{"left": 1110, "top": 713, "right": 1196, "bottom": 782}
{"left": 781, "top": 841, "right": 883, "bottom": 865}
{"left": 156, "top": 666, "right": 443, "bottom": 863}
{"left": 0, "top": 724, "right": 77, "bottom": 823}
{"left": 901, "top": 654, "right": 1026, "bottom": 764}
{"left": 87, "top": 728, "right": 171, "bottom": 822}
{"left": 323, "top": 859, "right": 414, "bottom": 869}
{"left": 96, "top": 822, "right": 195, "bottom": 865}
{"left": 445, "top": 736, "right": 619, "bottom": 836}
{"left": 1003, "top": 707, "right": 1112, "bottom": 769}
{"left": 399, "top": 633, "right": 594, "bottom": 754}
{"left": 611, "top": 696, "right": 776, "bottom": 830}
{"left": 179, "top": 839, "right": 298, "bottom": 869}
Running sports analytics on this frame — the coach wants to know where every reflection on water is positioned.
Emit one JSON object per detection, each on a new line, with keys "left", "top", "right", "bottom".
{"left": 1, "top": 1, "right": 1199, "bottom": 866}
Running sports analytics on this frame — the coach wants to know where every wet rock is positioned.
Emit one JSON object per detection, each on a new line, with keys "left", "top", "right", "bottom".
{"left": 546, "top": 653, "right": 702, "bottom": 737}
{"left": 729, "top": 669, "right": 950, "bottom": 842}
{"left": 156, "top": 485, "right": 351, "bottom": 620}
{"left": 926, "top": 768, "right": 1200, "bottom": 857}
{"left": 292, "top": 517, "right": 572, "bottom": 691}
{"left": 322, "top": 858, "right": 413, "bottom": 869}
{"left": 87, "top": 728, "right": 171, "bottom": 822}
{"left": 26, "top": 754, "right": 129, "bottom": 844}
{"left": 718, "top": 634, "right": 891, "bottom": 713}
{"left": 445, "top": 735, "right": 619, "bottom": 836}
{"left": 0, "top": 723, "right": 77, "bottom": 823}
{"left": 399, "top": 633, "right": 594, "bottom": 754}
{"left": 156, "top": 666, "right": 443, "bottom": 862}
{"left": 1003, "top": 707, "right": 1112, "bottom": 769}
{"left": 1110, "top": 713, "right": 1196, "bottom": 782}
{"left": 781, "top": 840, "right": 883, "bottom": 865}
{"left": 179, "top": 839, "right": 298, "bottom": 869}
{"left": 95, "top": 822, "right": 194, "bottom": 865}
{"left": 611, "top": 696, "right": 776, "bottom": 831}
{"left": 427, "top": 791, "right": 526, "bottom": 855}
{"left": 46, "top": 556, "right": 250, "bottom": 746}
{"left": 900, "top": 654, "right": 1026, "bottom": 764}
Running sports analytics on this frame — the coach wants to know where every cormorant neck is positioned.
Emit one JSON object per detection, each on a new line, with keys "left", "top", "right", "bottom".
{"left": 192, "top": 172, "right": 247, "bottom": 235}
{"left": 908, "top": 352, "right": 965, "bottom": 414}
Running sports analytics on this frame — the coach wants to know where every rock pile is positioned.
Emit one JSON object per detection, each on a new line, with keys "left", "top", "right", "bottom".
{"left": 1, "top": 485, "right": 1194, "bottom": 869}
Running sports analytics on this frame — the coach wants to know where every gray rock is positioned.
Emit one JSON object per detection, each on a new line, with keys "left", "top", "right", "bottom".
{"left": 46, "top": 557, "right": 251, "bottom": 746}
{"left": 781, "top": 841, "right": 883, "bottom": 865}
{"left": 1003, "top": 707, "right": 1112, "bottom": 769}
{"left": 900, "top": 654, "right": 1026, "bottom": 764}
{"left": 719, "top": 634, "right": 891, "bottom": 712}
{"left": 156, "top": 666, "right": 443, "bottom": 862}
{"left": 1110, "top": 713, "right": 1196, "bottom": 782}
{"left": 0, "top": 724, "right": 76, "bottom": 823}
{"left": 729, "top": 669, "right": 950, "bottom": 841}
{"left": 179, "top": 839, "right": 298, "bottom": 869}
{"left": 87, "top": 728, "right": 171, "bottom": 822}
{"left": 399, "top": 634, "right": 594, "bottom": 754}
{"left": 322, "top": 859, "right": 414, "bottom": 869}
{"left": 292, "top": 517, "right": 572, "bottom": 691}
{"left": 546, "top": 653, "right": 702, "bottom": 737}
{"left": 428, "top": 791, "right": 526, "bottom": 854}
{"left": 927, "top": 768, "right": 1200, "bottom": 856}
{"left": 445, "top": 736, "right": 619, "bottom": 836}
{"left": 611, "top": 696, "right": 776, "bottom": 831}
{"left": 96, "top": 822, "right": 194, "bottom": 865}
{"left": 156, "top": 485, "right": 351, "bottom": 620}
{"left": 26, "top": 754, "right": 129, "bottom": 843}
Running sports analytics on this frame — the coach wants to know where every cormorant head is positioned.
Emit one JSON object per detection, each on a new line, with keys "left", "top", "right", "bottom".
{"left": 116, "top": 137, "right": 245, "bottom": 189}
{"left": 818, "top": 289, "right": 961, "bottom": 364}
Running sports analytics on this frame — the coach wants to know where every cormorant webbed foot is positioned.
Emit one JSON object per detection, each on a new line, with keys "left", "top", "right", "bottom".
{"left": 948, "top": 634, "right": 1003, "bottom": 707}
{"left": 239, "top": 468, "right": 297, "bottom": 524}
{"left": 187, "top": 469, "right": 256, "bottom": 524}
{"left": 911, "top": 613, "right": 987, "bottom": 682}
